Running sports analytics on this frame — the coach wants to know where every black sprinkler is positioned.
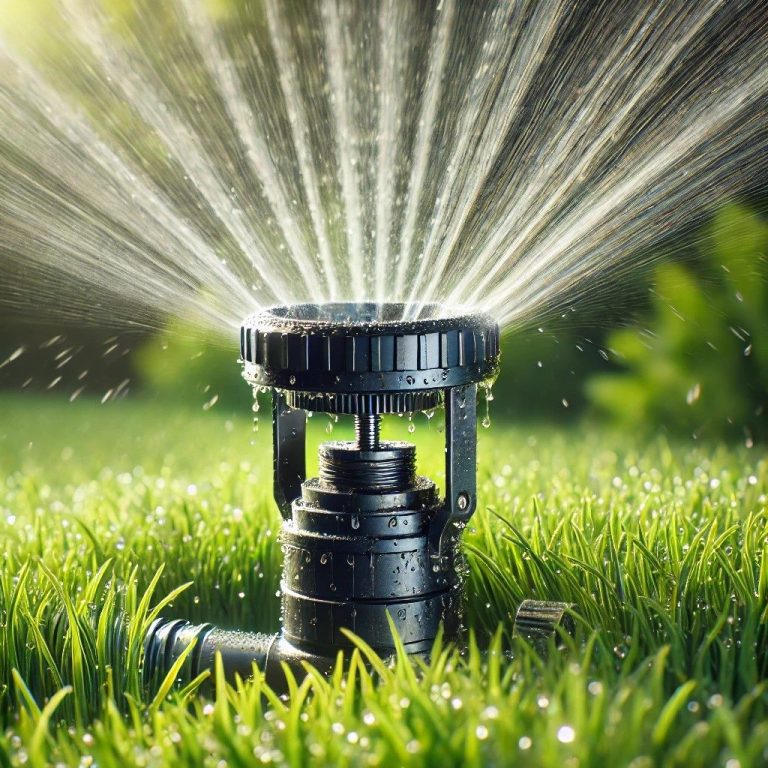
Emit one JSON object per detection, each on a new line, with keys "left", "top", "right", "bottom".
{"left": 143, "top": 303, "right": 574, "bottom": 691}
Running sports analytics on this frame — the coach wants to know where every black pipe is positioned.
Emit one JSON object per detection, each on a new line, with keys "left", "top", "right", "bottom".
{"left": 143, "top": 621, "right": 333, "bottom": 690}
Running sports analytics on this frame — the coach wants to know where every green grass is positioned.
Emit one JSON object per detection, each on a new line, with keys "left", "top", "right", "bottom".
{"left": 0, "top": 392, "right": 767, "bottom": 767}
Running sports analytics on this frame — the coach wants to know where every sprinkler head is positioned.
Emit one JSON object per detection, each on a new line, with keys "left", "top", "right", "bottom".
{"left": 239, "top": 302, "right": 499, "bottom": 658}
{"left": 143, "top": 303, "right": 572, "bottom": 691}
{"left": 240, "top": 301, "right": 500, "bottom": 556}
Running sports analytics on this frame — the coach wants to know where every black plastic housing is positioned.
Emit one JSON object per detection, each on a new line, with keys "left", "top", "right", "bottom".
{"left": 145, "top": 303, "right": 502, "bottom": 689}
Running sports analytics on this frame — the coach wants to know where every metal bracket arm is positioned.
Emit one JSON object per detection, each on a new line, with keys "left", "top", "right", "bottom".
{"left": 428, "top": 383, "right": 477, "bottom": 557}
{"left": 272, "top": 390, "right": 307, "bottom": 519}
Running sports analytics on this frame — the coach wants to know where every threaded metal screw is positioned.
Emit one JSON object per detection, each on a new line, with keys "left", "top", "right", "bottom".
{"left": 355, "top": 414, "right": 381, "bottom": 450}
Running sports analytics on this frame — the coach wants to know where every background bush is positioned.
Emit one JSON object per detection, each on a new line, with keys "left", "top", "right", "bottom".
{"left": 586, "top": 203, "right": 768, "bottom": 441}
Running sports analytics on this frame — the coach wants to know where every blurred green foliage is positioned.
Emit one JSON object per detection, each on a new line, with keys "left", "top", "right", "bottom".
{"left": 587, "top": 203, "right": 768, "bottom": 441}
{"left": 133, "top": 319, "right": 251, "bottom": 411}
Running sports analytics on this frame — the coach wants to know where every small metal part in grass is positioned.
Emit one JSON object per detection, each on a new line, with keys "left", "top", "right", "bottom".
{"left": 513, "top": 599, "right": 577, "bottom": 648}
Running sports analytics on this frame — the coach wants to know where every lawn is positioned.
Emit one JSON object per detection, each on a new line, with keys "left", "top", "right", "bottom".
{"left": 0, "top": 392, "right": 766, "bottom": 767}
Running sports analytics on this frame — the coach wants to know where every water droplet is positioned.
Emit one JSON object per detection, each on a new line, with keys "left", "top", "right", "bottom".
{"left": 203, "top": 394, "right": 219, "bottom": 411}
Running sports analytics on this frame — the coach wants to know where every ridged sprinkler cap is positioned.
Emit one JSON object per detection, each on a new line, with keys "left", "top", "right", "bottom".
{"left": 240, "top": 302, "right": 500, "bottom": 414}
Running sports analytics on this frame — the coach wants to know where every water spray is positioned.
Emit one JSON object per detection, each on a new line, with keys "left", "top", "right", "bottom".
{"left": 143, "top": 303, "right": 574, "bottom": 690}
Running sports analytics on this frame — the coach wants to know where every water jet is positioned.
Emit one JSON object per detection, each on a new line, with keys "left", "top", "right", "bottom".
{"left": 143, "top": 302, "right": 574, "bottom": 690}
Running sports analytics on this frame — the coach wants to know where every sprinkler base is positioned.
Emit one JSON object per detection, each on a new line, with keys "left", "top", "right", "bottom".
{"left": 144, "top": 598, "right": 577, "bottom": 692}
